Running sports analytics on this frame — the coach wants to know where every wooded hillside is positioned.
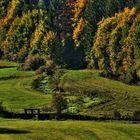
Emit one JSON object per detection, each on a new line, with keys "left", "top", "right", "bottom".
{"left": 89, "top": 8, "right": 140, "bottom": 83}
{"left": 0, "top": 0, "right": 140, "bottom": 82}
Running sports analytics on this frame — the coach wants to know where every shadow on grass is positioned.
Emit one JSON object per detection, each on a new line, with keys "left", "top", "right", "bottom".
{"left": 0, "top": 128, "right": 30, "bottom": 134}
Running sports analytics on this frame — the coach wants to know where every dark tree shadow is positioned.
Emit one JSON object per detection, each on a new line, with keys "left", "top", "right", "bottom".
{"left": 0, "top": 128, "right": 30, "bottom": 134}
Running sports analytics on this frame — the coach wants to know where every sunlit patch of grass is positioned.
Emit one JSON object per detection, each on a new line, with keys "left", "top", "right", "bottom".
{"left": 0, "top": 119, "right": 139, "bottom": 140}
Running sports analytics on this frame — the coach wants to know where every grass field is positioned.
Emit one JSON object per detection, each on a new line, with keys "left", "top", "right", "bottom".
{"left": 60, "top": 70, "right": 140, "bottom": 117}
{"left": 0, "top": 61, "right": 51, "bottom": 113}
{"left": 0, "top": 60, "right": 140, "bottom": 140}
{"left": 0, "top": 119, "right": 139, "bottom": 140}
{"left": 0, "top": 68, "right": 34, "bottom": 79}
{"left": 0, "top": 60, "right": 140, "bottom": 117}
{"left": 0, "top": 60, "right": 17, "bottom": 67}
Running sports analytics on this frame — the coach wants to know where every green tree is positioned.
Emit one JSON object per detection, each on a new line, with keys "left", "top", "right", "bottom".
{"left": 89, "top": 8, "right": 139, "bottom": 83}
{"left": 52, "top": 92, "right": 68, "bottom": 119}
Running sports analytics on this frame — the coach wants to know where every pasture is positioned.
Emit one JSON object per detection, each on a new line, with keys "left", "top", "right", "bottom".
{"left": 0, "top": 119, "right": 139, "bottom": 140}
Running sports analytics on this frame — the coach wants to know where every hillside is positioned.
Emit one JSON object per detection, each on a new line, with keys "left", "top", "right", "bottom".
{"left": 0, "top": 60, "right": 139, "bottom": 120}
{"left": 89, "top": 8, "right": 140, "bottom": 84}
{"left": 0, "top": 61, "right": 51, "bottom": 112}
{"left": 0, "top": 1, "right": 140, "bottom": 139}
{"left": 59, "top": 70, "right": 140, "bottom": 118}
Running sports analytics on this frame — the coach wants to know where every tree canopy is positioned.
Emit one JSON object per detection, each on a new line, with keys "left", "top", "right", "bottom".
{"left": 0, "top": 0, "right": 140, "bottom": 83}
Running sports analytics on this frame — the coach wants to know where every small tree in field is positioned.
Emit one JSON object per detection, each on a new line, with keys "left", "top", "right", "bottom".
{"left": 52, "top": 92, "right": 67, "bottom": 119}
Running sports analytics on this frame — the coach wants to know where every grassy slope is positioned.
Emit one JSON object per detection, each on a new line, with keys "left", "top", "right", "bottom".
{"left": 59, "top": 70, "right": 140, "bottom": 117}
{"left": 0, "top": 61, "right": 140, "bottom": 140}
{"left": 0, "top": 119, "right": 139, "bottom": 140}
{"left": 0, "top": 68, "right": 34, "bottom": 79}
{"left": 0, "top": 61, "right": 51, "bottom": 113}
{"left": 0, "top": 60, "right": 140, "bottom": 117}
{"left": 0, "top": 60, "right": 17, "bottom": 67}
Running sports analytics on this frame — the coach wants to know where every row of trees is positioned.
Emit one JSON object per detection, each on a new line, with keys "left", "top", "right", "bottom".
{"left": 89, "top": 8, "right": 140, "bottom": 83}
{"left": 72, "top": 0, "right": 139, "bottom": 65}
{"left": 0, "top": 0, "right": 140, "bottom": 78}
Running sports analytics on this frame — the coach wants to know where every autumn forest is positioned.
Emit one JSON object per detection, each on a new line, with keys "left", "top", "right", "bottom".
{"left": 0, "top": 0, "right": 139, "bottom": 83}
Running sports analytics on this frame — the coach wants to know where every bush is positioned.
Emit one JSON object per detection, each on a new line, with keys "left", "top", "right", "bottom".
{"left": 113, "top": 110, "right": 121, "bottom": 120}
{"left": 32, "top": 77, "right": 41, "bottom": 89}
{"left": 133, "top": 111, "right": 140, "bottom": 121}
{"left": 35, "top": 61, "right": 56, "bottom": 76}
{"left": 49, "top": 69, "right": 65, "bottom": 90}
{"left": 35, "top": 66, "right": 46, "bottom": 75}
{"left": 19, "top": 55, "right": 46, "bottom": 71}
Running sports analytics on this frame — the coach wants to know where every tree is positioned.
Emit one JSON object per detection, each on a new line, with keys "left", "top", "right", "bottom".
{"left": 0, "top": 0, "right": 10, "bottom": 18}
{"left": 52, "top": 92, "right": 68, "bottom": 119}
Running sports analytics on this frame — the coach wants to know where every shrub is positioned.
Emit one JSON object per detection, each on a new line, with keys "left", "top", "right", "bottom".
{"left": 113, "top": 110, "right": 121, "bottom": 120}
{"left": 20, "top": 55, "right": 46, "bottom": 71}
{"left": 133, "top": 111, "right": 140, "bottom": 121}
{"left": 32, "top": 78, "right": 41, "bottom": 89}
{"left": 35, "top": 66, "right": 46, "bottom": 75}
{"left": 35, "top": 61, "right": 56, "bottom": 76}
{"left": 49, "top": 69, "right": 65, "bottom": 90}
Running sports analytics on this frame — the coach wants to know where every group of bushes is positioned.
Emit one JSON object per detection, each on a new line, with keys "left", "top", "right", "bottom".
{"left": 32, "top": 66, "right": 65, "bottom": 93}
{"left": 18, "top": 55, "right": 46, "bottom": 71}
{"left": 113, "top": 110, "right": 140, "bottom": 121}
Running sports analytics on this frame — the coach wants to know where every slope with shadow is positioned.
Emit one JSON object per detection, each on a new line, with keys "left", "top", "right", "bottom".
{"left": 0, "top": 61, "right": 52, "bottom": 113}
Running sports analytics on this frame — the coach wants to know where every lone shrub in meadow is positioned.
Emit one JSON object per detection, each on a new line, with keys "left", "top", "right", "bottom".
{"left": 113, "top": 110, "right": 121, "bottom": 120}
{"left": 22, "top": 55, "right": 46, "bottom": 71}
{"left": 133, "top": 110, "right": 140, "bottom": 121}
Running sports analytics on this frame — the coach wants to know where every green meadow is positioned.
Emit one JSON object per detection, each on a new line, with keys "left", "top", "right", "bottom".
{"left": 0, "top": 60, "right": 140, "bottom": 117}
{"left": 0, "top": 60, "right": 140, "bottom": 140}
{"left": 0, "top": 61, "right": 51, "bottom": 113}
{"left": 0, "top": 119, "right": 139, "bottom": 140}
